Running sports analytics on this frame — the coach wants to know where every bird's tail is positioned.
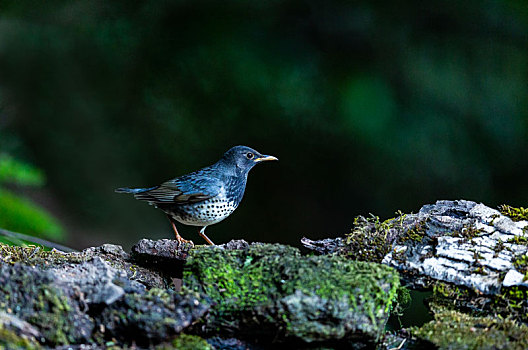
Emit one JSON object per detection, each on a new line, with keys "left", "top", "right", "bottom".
{"left": 115, "top": 186, "right": 157, "bottom": 194}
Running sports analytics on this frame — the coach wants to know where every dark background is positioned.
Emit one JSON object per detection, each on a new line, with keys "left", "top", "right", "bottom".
{"left": 0, "top": 0, "right": 527, "bottom": 250}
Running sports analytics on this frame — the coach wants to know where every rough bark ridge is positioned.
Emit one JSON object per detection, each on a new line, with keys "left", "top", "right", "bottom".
{"left": 387, "top": 200, "right": 528, "bottom": 293}
{"left": 303, "top": 200, "right": 528, "bottom": 294}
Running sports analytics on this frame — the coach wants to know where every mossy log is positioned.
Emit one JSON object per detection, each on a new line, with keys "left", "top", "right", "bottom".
{"left": 0, "top": 238, "right": 400, "bottom": 349}
{"left": 0, "top": 242, "right": 206, "bottom": 348}
{"left": 184, "top": 242, "right": 400, "bottom": 347}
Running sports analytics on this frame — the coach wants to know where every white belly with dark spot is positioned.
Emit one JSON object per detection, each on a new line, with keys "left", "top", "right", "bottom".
{"left": 171, "top": 196, "right": 238, "bottom": 227}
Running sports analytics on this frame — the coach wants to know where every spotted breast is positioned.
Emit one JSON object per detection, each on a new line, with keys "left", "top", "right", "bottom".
{"left": 170, "top": 187, "right": 239, "bottom": 226}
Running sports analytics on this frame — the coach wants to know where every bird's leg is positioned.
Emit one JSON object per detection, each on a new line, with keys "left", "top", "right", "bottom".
{"left": 199, "top": 226, "right": 215, "bottom": 245}
{"left": 167, "top": 215, "right": 193, "bottom": 245}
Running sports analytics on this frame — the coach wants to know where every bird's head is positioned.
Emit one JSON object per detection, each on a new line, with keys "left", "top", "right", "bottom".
{"left": 221, "top": 145, "right": 278, "bottom": 174}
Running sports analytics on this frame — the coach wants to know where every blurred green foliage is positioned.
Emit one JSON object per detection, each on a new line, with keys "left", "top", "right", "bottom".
{"left": 0, "top": 153, "right": 64, "bottom": 245}
{"left": 0, "top": 153, "right": 44, "bottom": 186}
{"left": 0, "top": 0, "right": 526, "bottom": 247}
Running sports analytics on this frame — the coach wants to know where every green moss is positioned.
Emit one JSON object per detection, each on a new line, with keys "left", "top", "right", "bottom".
{"left": 391, "top": 286, "right": 411, "bottom": 317}
{"left": 513, "top": 254, "right": 528, "bottom": 278}
{"left": 493, "top": 239, "right": 505, "bottom": 257}
{"left": 146, "top": 288, "right": 173, "bottom": 304}
{"left": 499, "top": 205, "right": 528, "bottom": 222}
{"left": 155, "top": 334, "right": 213, "bottom": 350}
{"left": 489, "top": 213, "right": 500, "bottom": 225}
{"left": 0, "top": 243, "right": 84, "bottom": 265}
{"left": 344, "top": 215, "right": 394, "bottom": 262}
{"left": 433, "top": 282, "right": 471, "bottom": 301}
{"left": 430, "top": 282, "right": 482, "bottom": 317}
{"left": 413, "top": 309, "right": 528, "bottom": 350}
{"left": 498, "top": 286, "right": 528, "bottom": 310}
{"left": 0, "top": 327, "right": 41, "bottom": 350}
{"left": 507, "top": 236, "right": 528, "bottom": 245}
{"left": 472, "top": 250, "right": 484, "bottom": 262}
{"left": 472, "top": 266, "right": 486, "bottom": 275}
{"left": 449, "top": 226, "right": 483, "bottom": 242}
{"left": 19, "top": 286, "right": 78, "bottom": 345}
{"left": 0, "top": 264, "right": 91, "bottom": 345}
{"left": 432, "top": 281, "right": 528, "bottom": 323}
{"left": 398, "top": 220, "right": 427, "bottom": 243}
{"left": 184, "top": 245, "right": 294, "bottom": 314}
{"left": 24, "top": 285, "right": 77, "bottom": 344}
{"left": 98, "top": 286, "right": 208, "bottom": 346}
{"left": 183, "top": 244, "right": 400, "bottom": 342}
{"left": 344, "top": 213, "right": 429, "bottom": 263}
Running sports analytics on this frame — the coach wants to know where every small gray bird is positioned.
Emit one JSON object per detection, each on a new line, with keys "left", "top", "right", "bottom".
{"left": 115, "top": 146, "right": 278, "bottom": 245}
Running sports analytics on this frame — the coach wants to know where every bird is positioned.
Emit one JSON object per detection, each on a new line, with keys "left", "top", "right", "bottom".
{"left": 115, "top": 145, "right": 278, "bottom": 245}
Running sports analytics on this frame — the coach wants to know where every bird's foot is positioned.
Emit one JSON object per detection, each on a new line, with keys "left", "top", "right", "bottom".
{"left": 168, "top": 218, "right": 194, "bottom": 246}
{"left": 176, "top": 236, "right": 194, "bottom": 246}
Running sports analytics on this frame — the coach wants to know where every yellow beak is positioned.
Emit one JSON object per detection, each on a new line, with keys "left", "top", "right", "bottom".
{"left": 254, "top": 155, "right": 278, "bottom": 162}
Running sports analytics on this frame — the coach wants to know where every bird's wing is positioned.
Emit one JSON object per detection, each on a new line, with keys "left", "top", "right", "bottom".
{"left": 133, "top": 174, "right": 222, "bottom": 205}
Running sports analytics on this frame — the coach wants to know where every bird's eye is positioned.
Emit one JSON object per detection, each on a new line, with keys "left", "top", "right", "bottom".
{"left": 246, "top": 152, "right": 254, "bottom": 159}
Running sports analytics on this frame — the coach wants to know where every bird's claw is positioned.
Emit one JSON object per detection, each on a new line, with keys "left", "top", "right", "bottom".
{"left": 177, "top": 238, "right": 194, "bottom": 247}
